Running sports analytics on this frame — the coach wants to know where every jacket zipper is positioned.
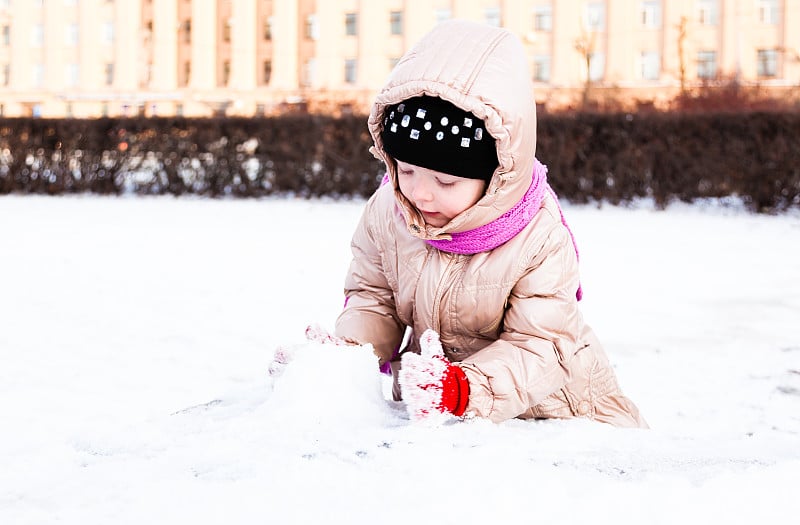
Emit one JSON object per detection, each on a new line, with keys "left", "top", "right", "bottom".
{"left": 430, "top": 254, "right": 456, "bottom": 334}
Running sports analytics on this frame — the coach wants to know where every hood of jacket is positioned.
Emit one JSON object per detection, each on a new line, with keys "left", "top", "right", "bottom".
{"left": 368, "top": 19, "right": 538, "bottom": 240}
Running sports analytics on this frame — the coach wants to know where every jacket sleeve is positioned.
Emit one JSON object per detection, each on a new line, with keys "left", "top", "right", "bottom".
{"left": 335, "top": 191, "right": 405, "bottom": 365}
{"left": 460, "top": 222, "right": 582, "bottom": 422}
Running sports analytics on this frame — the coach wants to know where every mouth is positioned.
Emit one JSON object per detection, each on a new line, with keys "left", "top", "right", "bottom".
{"left": 420, "top": 210, "right": 447, "bottom": 226}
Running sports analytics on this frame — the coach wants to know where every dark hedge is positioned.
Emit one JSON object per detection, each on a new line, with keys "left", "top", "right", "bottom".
{"left": 537, "top": 111, "right": 800, "bottom": 212}
{"left": 0, "top": 116, "right": 384, "bottom": 199}
{"left": 1, "top": 112, "right": 798, "bottom": 212}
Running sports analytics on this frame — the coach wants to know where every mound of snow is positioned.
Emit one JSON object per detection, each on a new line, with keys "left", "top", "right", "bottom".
{"left": 266, "top": 341, "right": 397, "bottom": 432}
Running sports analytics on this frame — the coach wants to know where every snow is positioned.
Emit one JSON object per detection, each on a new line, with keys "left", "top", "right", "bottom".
{"left": 1, "top": 195, "right": 798, "bottom": 524}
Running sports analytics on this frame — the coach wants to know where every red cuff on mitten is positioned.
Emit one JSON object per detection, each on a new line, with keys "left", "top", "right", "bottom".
{"left": 440, "top": 364, "right": 469, "bottom": 417}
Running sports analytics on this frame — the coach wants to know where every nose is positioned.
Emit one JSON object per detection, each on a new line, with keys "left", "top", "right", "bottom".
{"left": 410, "top": 176, "right": 433, "bottom": 203}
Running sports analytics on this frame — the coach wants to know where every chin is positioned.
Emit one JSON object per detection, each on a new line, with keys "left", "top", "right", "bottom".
{"left": 421, "top": 213, "right": 448, "bottom": 227}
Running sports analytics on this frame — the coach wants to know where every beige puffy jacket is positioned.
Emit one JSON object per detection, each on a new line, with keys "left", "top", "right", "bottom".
{"left": 335, "top": 20, "right": 646, "bottom": 428}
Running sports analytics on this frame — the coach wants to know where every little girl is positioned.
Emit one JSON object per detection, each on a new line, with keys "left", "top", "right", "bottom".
{"left": 331, "top": 20, "right": 646, "bottom": 427}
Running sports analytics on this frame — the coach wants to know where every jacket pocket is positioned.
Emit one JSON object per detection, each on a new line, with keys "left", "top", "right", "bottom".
{"left": 475, "top": 311, "right": 503, "bottom": 338}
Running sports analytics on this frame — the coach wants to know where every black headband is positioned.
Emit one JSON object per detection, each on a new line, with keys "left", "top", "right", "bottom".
{"left": 380, "top": 95, "right": 498, "bottom": 182}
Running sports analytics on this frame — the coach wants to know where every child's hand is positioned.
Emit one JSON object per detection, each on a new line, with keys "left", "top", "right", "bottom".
{"left": 268, "top": 325, "right": 355, "bottom": 377}
{"left": 267, "top": 344, "right": 298, "bottom": 377}
{"left": 304, "top": 324, "right": 356, "bottom": 346}
{"left": 398, "top": 329, "right": 470, "bottom": 422}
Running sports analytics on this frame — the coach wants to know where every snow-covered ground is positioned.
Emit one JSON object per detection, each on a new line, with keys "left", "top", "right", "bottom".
{"left": 1, "top": 195, "right": 798, "bottom": 524}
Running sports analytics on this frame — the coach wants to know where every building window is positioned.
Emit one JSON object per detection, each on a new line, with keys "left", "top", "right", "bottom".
{"left": 143, "top": 62, "right": 152, "bottom": 86}
{"left": 435, "top": 8, "right": 452, "bottom": 24}
{"left": 757, "top": 0, "right": 778, "bottom": 24}
{"left": 533, "top": 55, "right": 551, "bottom": 82}
{"left": 485, "top": 7, "right": 501, "bottom": 27}
{"left": 390, "top": 11, "right": 403, "bottom": 35}
{"left": 33, "top": 63, "right": 44, "bottom": 88}
{"left": 756, "top": 49, "right": 778, "bottom": 77}
{"left": 264, "top": 17, "right": 272, "bottom": 40}
{"left": 697, "top": 0, "right": 719, "bottom": 25}
{"left": 302, "top": 58, "right": 316, "bottom": 87}
{"left": 223, "top": 18, "right": 232, "bottom": 42}
{"left": 66, "top": 103, "right": 73, "bottom": 118}
{"left": 534, "top": 6, "right": 552, "bottom": 32}
{"left": 640, "top": 1, "right": 661, "bottom": 28}
{"left": 32, "top": 24, "right": 44, "bottom": 47}
{"left": 103, "top": 22, "right": 114, "bottom": 45}
{"left": 65, "top": 23, "right": 79, "bottom": 46}
{"left": 221, "top": 60, "right": 230, "bottom": 85}
{"left": 182, "top": 20, "right": 191, "bottom": 44}
{"left": 696, "top": 51, "right": 717, "bottom": 79}
{"left": 345, "top": 13, "right": 357, "bottom": 36}
{"left": 105, "top": 63, "right": 114, "bottom": 86}
{"left": 176, "top": 103, "right": 184, "bottom": 117}
{"left": 2, "top": 25, "right": 9, "bottom": 46}
{"left": 305, "top": 14, "right": 318, "bottom": 40}
{"left": 2, "top": 63, "right": 9, "bottom": 86}
{"left": 588, "top": 52, "right": 605, "bottom": 81}
{"left": 585, "top": 3, "right": 605, "bottom": 31}
{"left": 262, "top": 60, "right": 271, "bottom": 85}
{"left": 639, "top": 51, "right": 660, "bottom": 80}
{"left": 181, "top": 60, "right": 191, "bottom": 86}
{"left": 65, "top": 63, "right": 79, "bottom": 86}
{"left": 344, "top": 58, "right": 357, "bottom": 84}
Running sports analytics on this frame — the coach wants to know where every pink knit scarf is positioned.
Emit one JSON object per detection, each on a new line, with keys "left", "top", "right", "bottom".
{"left": 427, "top": 159, "right": 583, "bottom": 301}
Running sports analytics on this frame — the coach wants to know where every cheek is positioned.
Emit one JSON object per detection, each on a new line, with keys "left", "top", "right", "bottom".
{"left": 397, "top": 177, "right": 412, "bottom": 199}
{"left": 440, "top": 188, "right": 475, "bottom": 216}
{"left": 452, "top": 185, "right": 485, "bottom": 212}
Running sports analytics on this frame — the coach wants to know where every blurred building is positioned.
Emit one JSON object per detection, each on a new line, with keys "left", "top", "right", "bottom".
{"left": 0, "top": 0, "right": 798, "bottom": 118}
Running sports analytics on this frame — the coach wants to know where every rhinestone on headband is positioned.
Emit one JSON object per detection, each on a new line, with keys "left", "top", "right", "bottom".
{"left": 380, "top": 95, "right": 498, "bottom": 182}
{"left": 384, "top": 103, "right": 493, "bottom": 148}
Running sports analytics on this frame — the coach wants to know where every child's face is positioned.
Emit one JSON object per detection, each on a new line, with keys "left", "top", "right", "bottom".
{"left": 396, "top": 160, "right": 486, "bottom": 228}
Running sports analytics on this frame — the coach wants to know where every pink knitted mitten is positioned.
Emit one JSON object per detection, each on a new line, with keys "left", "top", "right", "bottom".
{"left": 398, "top": 329, "right": 469, "bottom": 421}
